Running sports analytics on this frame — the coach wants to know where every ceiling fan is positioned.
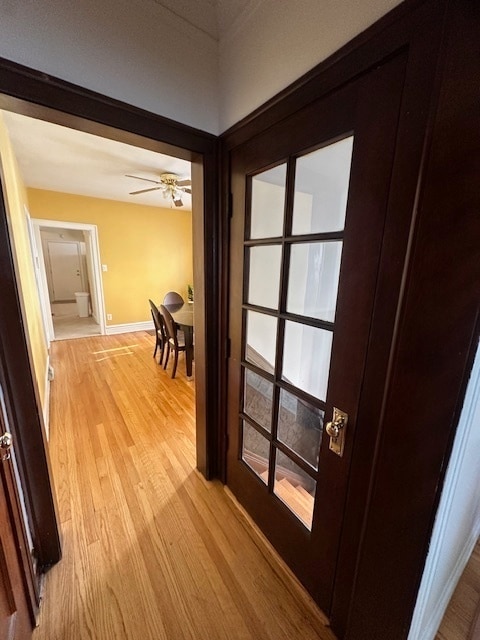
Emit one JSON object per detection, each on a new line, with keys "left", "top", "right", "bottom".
{"left": 126, "top": 172, "right": 192, "bottom": 207}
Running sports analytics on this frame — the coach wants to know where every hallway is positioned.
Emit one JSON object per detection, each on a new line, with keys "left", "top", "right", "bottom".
{"left": 33, "top": 331, "right": 335, "bottom": 640}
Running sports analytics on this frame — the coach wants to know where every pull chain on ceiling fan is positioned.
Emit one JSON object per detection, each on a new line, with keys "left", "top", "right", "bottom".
{"left": 126, "top": 172, "right": 191, "bottom": 207}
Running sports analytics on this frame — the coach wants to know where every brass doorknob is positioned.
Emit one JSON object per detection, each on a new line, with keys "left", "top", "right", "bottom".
{"left": 0, "top": 432, "right": 12, "bottom": 461}
{"left": 326, "top": 408, "right": 348, "bottom": 457}
{"left": 326, "top": 415, "right": 345, "bottom": 439}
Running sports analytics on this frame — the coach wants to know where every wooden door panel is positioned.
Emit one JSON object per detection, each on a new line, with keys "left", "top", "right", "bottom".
{"left": 0, "top": 394, "right": 34, "bottom": 639}
{"left": 227, "top": 52, "right": 407, "bottom": 613}
{"left": 0, "top": 468, "right": 32, "bottom": 640}
{"left": 0, "top": 540, "right": 17, "bottom": 640}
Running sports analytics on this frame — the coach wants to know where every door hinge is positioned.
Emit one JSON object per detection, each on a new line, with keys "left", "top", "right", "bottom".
{"left": 226, "top": 338, "right": 231, "bottom": 358}
{"left": 228, "top": 193, "right": 233, "bottom": 218}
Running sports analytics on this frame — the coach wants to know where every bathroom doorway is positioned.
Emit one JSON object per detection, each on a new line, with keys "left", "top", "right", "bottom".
{"left": 32, "top": 218, "right": 106, "bottom": 341}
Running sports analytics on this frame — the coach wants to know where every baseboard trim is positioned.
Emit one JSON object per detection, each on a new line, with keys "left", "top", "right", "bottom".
{"left": 43, "top": 356, "right": 51, "bottom": 441}
{"left": 105, "top": 321, "right": 152, "bottom": 335}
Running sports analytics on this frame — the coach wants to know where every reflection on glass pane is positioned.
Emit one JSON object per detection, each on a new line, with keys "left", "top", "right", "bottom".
{"left": 250, "top": 164, "right": 287, "bottom": 239}
{"left": 242, "top": 421, "right": 270, "bottom": 484}
{"left": 248, "top": 245, "right": 282, "bottom": 310}
{"left": 274, "top": 449, "right": 316, "bottom": 529}
{"left": 292, "top": 137, "right": 354, "bottom": 235}
{"left": 287, "top": 242, "right": 343, "bottom": 322}
{"left": 244, "top": 368, "right": 273, "bottom": 432}
{"left": 245, "top": 311, "right": 277, "bottom": 375}
{"left": 282, "top": 321, "right": 333, "bottom": 402}
{"left": 278, "top": 389, "right": 324, "bottom": 469}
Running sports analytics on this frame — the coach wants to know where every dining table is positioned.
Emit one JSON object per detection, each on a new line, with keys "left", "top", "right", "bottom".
{"left": 163, "top": 301, "right": 194, "bottom": 379}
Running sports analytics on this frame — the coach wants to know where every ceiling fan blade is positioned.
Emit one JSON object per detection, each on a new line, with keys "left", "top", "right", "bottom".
{"left": 129, "top": 187, "right": 162, "bottom": 195}
{"left": 176, "top": 179, "right": 191, "bottom": 187}
{"left": 182, "top": 188, "right": 192, "bottom": 194}
{"left": 125, "top": 174, "right": 162, "bottom": 184}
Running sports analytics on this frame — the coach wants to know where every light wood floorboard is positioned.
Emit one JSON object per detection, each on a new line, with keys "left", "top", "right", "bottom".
{"left": 33, "top": 332, "right": 335, "bottom": 640}
{"left": 436, "top": 539, "right": 480, "bottom": 640}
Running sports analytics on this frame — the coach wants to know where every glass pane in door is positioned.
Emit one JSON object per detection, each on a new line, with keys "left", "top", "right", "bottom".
{"left": 292, "top": 137, "right": 354, "bottom": 235}
{"left": 242, "top": 421, "right": 270, "bottom": 484}
{"left": 245, "top": 311, "right": 277, "bottom": 374}
{"left": 282, "top": 321, "right": 333, "bottom": 401}
{"left": 244, "top": 368, "right": 274, "bottom": 433}
{"left": 250, "top": 164, "right": 287, "bottom": 239}
{"left": 247, "top": 245, "right": 282, "bottom": 309}
{"left": 277, "top": 389, "right": 324, "bottom": 469}
{"left": 287, "top": 241, "right": 343, "bottom": 322}
{"left": 274, "top": 449, "right": 316, "bottom": 529}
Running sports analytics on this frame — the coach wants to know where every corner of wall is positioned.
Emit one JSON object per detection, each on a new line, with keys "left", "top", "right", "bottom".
{"left": 408, "top": 340, "right": 480, "bottom": 640}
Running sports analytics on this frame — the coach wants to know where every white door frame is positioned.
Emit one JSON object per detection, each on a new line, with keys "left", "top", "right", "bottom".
{"left": 25, "top": 207, "right": 54, "bottom": 344}
{"left": 32, "top": 219, "right": 106, "bottom": 339}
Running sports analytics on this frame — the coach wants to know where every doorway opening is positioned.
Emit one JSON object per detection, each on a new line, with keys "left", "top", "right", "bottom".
{"left": 0, "top": 106, "right": 199, "bottom": 415}
{"left": 31, "top": 219, "right": 105, "bottom": 342}
{"left": 0, "top": 75, "right": 217, "bottom": 625}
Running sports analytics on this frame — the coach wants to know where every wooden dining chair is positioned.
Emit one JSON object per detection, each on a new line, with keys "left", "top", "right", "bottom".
{"left": 160, "top": 304, "right": 186, "bottom": 378}
{"left": 163, "top": 291, "right": 184, "bottom": 305}
{"left": 148, "top": 299, "right": 167, "bottom": 365}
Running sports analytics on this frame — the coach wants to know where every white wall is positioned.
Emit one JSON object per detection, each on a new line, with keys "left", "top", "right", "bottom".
{"left": 0, "top": 0, "right": 219, "bottom": 133}
{"left": 409, "top": 341, "right": 480, "bottom": 640}
{"left": 218, "top": 0, "right": 403, "bottom": 131}
{"left": 1, "top": 0, "right": 411, "bottom": 134}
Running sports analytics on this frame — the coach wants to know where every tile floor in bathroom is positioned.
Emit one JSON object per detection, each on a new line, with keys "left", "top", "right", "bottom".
{"left": 52, "top": 315, "right": 102, "bottom": 340}
{"left": 51, "top": 301, "right": 101, "bottom": 340}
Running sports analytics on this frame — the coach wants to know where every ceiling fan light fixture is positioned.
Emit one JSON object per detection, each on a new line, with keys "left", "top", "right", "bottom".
{"left": 161, "top": 184, "right": 185, "bottom": 207}
{"left": 126, "top": 172, "right": 191, "bottom": 208}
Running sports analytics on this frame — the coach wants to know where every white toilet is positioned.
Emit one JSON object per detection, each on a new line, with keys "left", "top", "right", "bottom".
{"left": 74, "top": 292, "right": 90, "bottom": 317}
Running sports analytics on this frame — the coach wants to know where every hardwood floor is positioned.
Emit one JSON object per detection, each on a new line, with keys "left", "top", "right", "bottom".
{"left": 436, "top": 539, "right": 480, "bottom": 640}
{"left": 33, "top": 332, "right": 335, "bottom": 640}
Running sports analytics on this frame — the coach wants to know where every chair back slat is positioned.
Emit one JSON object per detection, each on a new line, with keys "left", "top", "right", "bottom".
{"left": 160, "top": 305, "right": 178, "bottom": 347}
{"left": 149, "top": 299, "right": 166, "bottom": 341}
{"left": 149, "top": 299, "right": 160, "bottom": 328}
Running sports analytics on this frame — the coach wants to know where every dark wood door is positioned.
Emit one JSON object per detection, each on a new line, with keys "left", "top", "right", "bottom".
{"left": 227, "top": 53, "right": 407, "bottom": 613}
{"left": 0, "top": 411, "right": 33, "bottom": 639}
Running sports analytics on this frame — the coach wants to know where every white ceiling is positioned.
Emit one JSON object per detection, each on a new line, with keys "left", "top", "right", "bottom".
{"left": 0, "top": 0, "right": 250, "bottom": 211}
{"left": 0, "top": 0, "right": 399, "bottom": 203}
{"left": 152, "top": 0, "right": 252, "bottom": 40}
{"left": 216, "top": 0, "right": 254, "bottom": 39}
{"left": 2, "top": 110, "right": 192, "bottom": 210}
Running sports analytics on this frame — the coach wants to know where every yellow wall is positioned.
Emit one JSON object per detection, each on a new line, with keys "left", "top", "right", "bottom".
{"left": 28, "top": 189, "right": 193, "bottom": 325}
{"left": 0, "top": 114, "right": 48, "bottom": 410}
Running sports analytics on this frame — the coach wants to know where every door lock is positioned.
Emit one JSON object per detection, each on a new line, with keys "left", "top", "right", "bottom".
{"left": 326, "top": 408, "right": 348, "bottom": 457}
{"left": 0, "top": 431, "right": 12, "bottom": 461}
